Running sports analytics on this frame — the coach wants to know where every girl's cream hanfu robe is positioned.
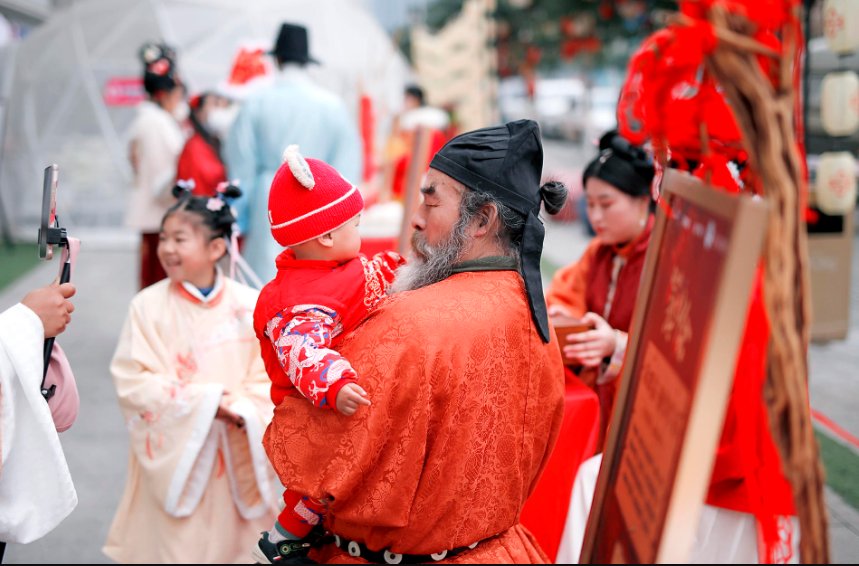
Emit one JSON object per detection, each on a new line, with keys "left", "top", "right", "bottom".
{"left": 104, "top": 276, "right": 279, "bottom": 564}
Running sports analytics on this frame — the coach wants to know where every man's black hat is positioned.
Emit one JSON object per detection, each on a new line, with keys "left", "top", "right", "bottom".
{"left": 270, "top": 23, "right": 319, "bottom": 65}
{"left": 429, "top": 119, "right": 552, "bottom": 343}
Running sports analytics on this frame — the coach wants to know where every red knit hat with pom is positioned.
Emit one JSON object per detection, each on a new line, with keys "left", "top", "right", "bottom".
{"left": 268, "top": 145, "right": 364, "bottom": 246}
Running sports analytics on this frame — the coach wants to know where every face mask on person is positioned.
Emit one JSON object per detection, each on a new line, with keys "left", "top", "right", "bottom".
{"left": 206, "top": 106, "right": 238, "bottom": 138}
{"left": 172, "top": 101, "right": 190, "bottom": 122}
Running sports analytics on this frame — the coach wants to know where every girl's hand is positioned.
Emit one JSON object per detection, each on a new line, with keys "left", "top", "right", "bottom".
{"left": 216, "top": 392, "right": 245, "bottom": 428}
{"left": 336, "top": 383, "right": 371, "bottom": 416}
{"left": 562, "top": 312, "right": 617, "bottom": 368}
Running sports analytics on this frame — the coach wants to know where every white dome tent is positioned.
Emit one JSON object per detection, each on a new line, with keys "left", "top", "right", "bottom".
{"left": 1, "top": 0, "right": 409, "bottom": 235}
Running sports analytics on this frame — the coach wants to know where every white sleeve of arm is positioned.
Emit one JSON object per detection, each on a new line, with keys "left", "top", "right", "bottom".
{"left": 0, "top": 303, "right": 44, "bottom": 464}
{"left": 0, "top": 303, "right": 77, "bottom": 544}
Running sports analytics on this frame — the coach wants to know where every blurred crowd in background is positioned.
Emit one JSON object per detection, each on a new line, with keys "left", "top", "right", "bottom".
{"left": 0, "top": 0, "right": 852, "bottom": 242}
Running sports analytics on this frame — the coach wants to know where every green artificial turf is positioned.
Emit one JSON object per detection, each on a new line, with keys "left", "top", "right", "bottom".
{"left": 0, "top": 242, "right": 41, "bottom": 291}
{"left": 815, "top": 428, "right": 859, "bottom": 510}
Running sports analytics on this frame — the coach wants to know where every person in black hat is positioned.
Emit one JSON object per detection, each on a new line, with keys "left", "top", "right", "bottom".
{"left": 545, "top": 130, "right": 655, "bottom": 449}
{"left": 225, "top": 22, "right": 362, "bottom": 283}
{"left": 261, "top": 119, "right": 569, "bottom": 563}
{"left": 395, "top": 118, "right": 566, "bottom": 343}
{"left": 270, "top": 23, "right": 319, "bottom": 65}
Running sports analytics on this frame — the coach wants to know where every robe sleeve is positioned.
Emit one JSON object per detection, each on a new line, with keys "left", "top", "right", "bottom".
{"left": 224, "top": 101, "right": 259, "bottom": 234}
{"left": 369, "top": 251, "right": 405, "bottom": 288}
{"left": 220, "top": 325, "right": 281, "bottom": 520}
{"left": 0, "top": 303, "right": 42, "bottom": 467}
{"left": 545, "top": 239, "right": 601, "bottom": 318}
{"left": 234, "top": 327, "right": 274, "bottom": 420}
{"left": 266, "top": 306, "right": 359, "bottom": 410}
{"left": 110, "top": 297, "right": 224, "bottom": 518}
{"left": 597, "top": 330, "right": 628, "bottom": 385}
{"left": 0, "top": 304, "right": 77, "bottom": 543}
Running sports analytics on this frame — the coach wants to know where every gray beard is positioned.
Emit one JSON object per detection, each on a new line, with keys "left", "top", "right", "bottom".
{"left": 391, "top": 226, "right": 468, "bottom": 293}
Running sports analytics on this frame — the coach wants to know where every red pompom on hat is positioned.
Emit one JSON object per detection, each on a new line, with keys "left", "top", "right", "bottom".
{"left": 268, "top": 145, "right": 364, "bottom": 247}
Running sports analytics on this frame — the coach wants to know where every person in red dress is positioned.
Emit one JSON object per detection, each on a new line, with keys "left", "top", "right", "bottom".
{"left": 546, "top": 130, "right": 655, "bottom": 449}
{"left": 176, "top": 91, "right": 237, "bottom": 197}
{"left": 551, "top": 135, "right": 797, "bottom": 563}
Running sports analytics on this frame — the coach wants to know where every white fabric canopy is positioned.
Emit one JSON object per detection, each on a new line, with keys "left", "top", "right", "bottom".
{"left": 1, "top": 0, "right": 409, "bottom": 233}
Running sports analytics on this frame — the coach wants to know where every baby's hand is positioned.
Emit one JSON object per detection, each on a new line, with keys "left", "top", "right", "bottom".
{"left": 336, "top": 383, "right": 371, "bottom": 416}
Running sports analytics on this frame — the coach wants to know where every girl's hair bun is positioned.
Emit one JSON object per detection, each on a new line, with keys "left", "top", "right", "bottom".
{"left": 172, "top": 179, "right": 194, "bottom": 200}
{"left": 164, "top": 180, "right": 240, "bottom": 240}
{"left": 219, "top": 181, "right": 242, "bottom": 200}
{"left": 599, "top": 129, "right": 653, "bottom": 173}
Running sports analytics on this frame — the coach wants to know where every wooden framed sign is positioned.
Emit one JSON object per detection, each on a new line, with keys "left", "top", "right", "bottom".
{"left": 579, "top": 169, "right": 768, "bottom": 564}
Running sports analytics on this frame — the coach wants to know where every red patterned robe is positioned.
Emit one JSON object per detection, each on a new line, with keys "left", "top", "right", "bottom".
{"left": 264, "top": 268, "right": 566, "bottom": 563}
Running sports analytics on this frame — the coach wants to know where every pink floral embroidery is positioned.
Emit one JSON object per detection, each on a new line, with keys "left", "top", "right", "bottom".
{"left": 176, "top": 351, "right": 198, "bottom": 382}
{"left": 140, "top": 410, "right": 159, "bottom": 423}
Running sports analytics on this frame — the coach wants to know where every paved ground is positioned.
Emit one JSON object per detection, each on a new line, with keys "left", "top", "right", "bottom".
{"left": 2, "top": 140, "right": 857, "bottom": 563}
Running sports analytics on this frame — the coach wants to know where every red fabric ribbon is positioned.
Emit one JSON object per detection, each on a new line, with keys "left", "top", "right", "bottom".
{"left": 359, "top": 94, "right": 375, "bottom": 183}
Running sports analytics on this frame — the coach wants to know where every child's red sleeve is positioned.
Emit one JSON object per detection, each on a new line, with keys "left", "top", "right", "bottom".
{"left": 368, "top": 250, "right": 406, "bottom": 289}
{"left": 264, "top": 305, "right": 358, "bottom": 409}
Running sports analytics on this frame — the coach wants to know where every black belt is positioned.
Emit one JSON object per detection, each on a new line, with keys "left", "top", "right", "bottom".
{"left": 331, "top": 534, "right": 481, "bottom": 564}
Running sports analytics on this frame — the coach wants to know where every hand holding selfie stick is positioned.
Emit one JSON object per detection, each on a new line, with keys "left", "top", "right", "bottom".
{"left": 37, "top": 164, "right": 71, "bottom": 400}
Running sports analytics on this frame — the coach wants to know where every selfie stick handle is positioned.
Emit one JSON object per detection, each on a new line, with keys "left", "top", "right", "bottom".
{"left": 41, "top": 236, "right": 70, "bottom": 396}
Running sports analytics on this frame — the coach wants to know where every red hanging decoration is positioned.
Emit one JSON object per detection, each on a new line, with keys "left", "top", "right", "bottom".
{"left": 359, "top": 93, "right": 375, "bottom": 184}
{"left": 617, "top": 23, "right": 746, "bottom": 164}
{"left": 616, "top": 2, "right": 814, "bottom": 563}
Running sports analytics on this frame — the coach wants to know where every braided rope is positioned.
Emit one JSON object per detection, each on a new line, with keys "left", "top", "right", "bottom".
{"left": 705, "top": 5, "right": 829, "bottom": 563}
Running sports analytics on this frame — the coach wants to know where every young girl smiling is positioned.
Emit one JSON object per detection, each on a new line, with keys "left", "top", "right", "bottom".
{"left": 104, "top": 184, "right": 278, "bottom": 563}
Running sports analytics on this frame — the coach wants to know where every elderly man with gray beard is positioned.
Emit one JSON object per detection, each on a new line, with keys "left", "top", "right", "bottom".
{"left": 263, "top": 119, "right": 569, "bottom": 564}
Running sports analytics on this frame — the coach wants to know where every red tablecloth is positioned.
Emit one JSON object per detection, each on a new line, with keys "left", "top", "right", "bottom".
{"left": 520, "top": 375, "right": 600, "bottom": 562}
